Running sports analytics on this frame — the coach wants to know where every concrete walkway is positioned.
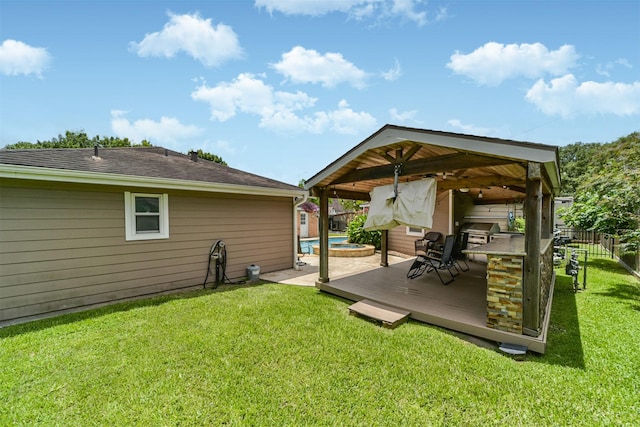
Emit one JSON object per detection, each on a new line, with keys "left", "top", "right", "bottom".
{"left": 260, "top": 252, "right": 412, "bottom": 286}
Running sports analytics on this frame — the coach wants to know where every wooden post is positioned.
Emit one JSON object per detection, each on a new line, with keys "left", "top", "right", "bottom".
{"left": 380, "top": 230, "right": 389, "bottom": 267}
{"left": 317, "top": 188, "right": 330, "bottom": 284}
{"left": 523, "top": 162, "right": 542, "bottom": 336}
{"left": 541, "top": 191, "right": 553, "bottom": 239}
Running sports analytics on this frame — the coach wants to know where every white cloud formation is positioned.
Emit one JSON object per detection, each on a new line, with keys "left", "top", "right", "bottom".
{"left": 389, "top": 107, "right": 418, "bottom": 122}
{"left": 110, "top": 110, "right": 203, "bottom": 147}
{"left": 271, "top": 46, "right": 368, "bottom": 88}
{"left": 390, "top": 0, "right": 427, "bottom": 26}
{"left": 447, "top": 42, "right": 580, "bottom": 86}
{"left": 191, "top": 73, "right": 376, "bottom": 134}
{"left": 129, "top": 12, "right": 243, "bottom": 67}
{"left": 381, "top": 59, "right": 402, "bottom": 81}
{"left": 447, "top": 119, "right": 492, "bottom": 136}
{"left": 255, "top": 0, "right": 432, "bottom": 25}
{"left": 596, "top": 58, "right": 632, "bottom": 77}
{"left": 255, "top": 0, "right": 365, "bottom": 15}
{"left": 525, "top": 74, "right": 640, "bottom": 118}
{"left": 0, "top": 39, "right": 51, "bottom": 77}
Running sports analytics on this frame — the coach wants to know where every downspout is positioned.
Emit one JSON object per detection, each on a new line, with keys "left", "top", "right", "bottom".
{"left": 293, "top": 192, "right": 309, "bottom": 270}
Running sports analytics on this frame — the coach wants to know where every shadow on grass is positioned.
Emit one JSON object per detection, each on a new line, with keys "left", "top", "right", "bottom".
{"left": 588, "top": 258, "right": 640, "bottom": 311}
{"left": 528, "top": 272, "right": 585, "bottom": 368}
{"left": 0, "top": 281, "right": 267, "bottom": 339}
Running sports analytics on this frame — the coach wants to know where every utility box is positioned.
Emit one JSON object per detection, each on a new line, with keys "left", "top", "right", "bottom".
{"left": 247, "top": 264, "right": 260, "bottom": 281}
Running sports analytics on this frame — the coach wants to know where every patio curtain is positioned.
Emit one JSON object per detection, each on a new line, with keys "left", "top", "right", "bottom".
{"left": 364, "top": 178, "right": 437, "bottom": 231}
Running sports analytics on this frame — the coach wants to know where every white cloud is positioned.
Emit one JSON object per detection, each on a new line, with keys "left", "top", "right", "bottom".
{"left": 191, "top": 74, "right": 376, "bottom": 134}
{"left": 390, "top": 0, "right": 427, "bottom": 26}
{"left": 596, "top": 58, "right": 632, "bottom": 77}
{"left": 110, "top": 110, "right": 203, "bottom": 147}
{"left": 389, "top": 108, "right": 418, "bottom": 122}
{"left": 0, "top": 39, "right": 51, "bottom": 77}
{"left": 447, "top": 42, "right": 579, "bottom": 86}
{"left": 433, "top": 6, "right": 448, "bottom": 22}
{"left": 214, "top": 140, "right": 239, "bottom": 155}
{"left": 447, "top": 119, "right": 492, "bottom": 136}
{"left": 255, "top": 0, "right": 431, "bottom": 25}
{"left": 255, "top": 0, "right": 366, "bottom": 15}
{"left": 323, "top": 99, "right": 377, "bottom": 134}
{"left": 129, "top": 12, "right": 243, "bottom": 67}
{"left": 381, "top": 59, "right": 402, "bottom": 81}
{"left": 525, "top": 74, "right": 640, "bottom": 118}
{"left": 271, "top": 46, "right": 368, "bottom": 88}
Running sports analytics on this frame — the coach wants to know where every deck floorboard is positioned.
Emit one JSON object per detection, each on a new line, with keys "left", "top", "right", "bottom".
{"left": 318, "top": 259, "right": 548, "bottom": 353}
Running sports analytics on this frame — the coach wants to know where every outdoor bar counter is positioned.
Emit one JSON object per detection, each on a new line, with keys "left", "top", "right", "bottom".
{"left": 464, "top": 235, "right": 553, "bottom": 334}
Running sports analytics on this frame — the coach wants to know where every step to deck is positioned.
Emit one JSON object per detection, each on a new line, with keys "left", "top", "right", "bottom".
{"left": 348, "top": 299, "right": 411, "bottom": 329}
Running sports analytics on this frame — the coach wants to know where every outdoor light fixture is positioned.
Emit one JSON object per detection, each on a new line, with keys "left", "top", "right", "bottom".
{"left": 459, "top": 188, "right": 470, "bottom": 193}
{"left": 478, "top": 190, "right": 483, "bottom": 199}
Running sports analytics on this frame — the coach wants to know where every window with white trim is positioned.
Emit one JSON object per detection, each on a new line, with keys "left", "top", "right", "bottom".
{"left": 406, "top": 226, "right": 424, "bottom": 237}
{"left": 124, "top": 192, "right": 169, "bottom": 241}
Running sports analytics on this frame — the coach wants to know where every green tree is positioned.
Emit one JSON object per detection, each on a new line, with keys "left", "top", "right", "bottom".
{"left": 194, "top": 149, "right": 227, "bottom": 165}
{"left": 2, "top": 130, "right": 145, "bottom": 149}
{"left": 561, "top": 132, "right": 640, "bottom": 253}
{"left": 558, "top": 141, "right": 601, "bottom": 196}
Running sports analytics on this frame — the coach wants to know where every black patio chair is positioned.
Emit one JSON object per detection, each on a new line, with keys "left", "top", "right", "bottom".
{"left": 414, "top": 231, "right": 442, "bottom": 256}
{"left": 407, "top": 234, "right": 458, "bottom": 285}
{"left": 452, "top": 232, "right": 470, "bottom": 272}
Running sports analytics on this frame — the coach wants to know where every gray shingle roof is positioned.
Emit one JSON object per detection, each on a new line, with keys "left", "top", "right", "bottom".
{"left": 0, "top": 147, "right": 302, "bottom": 192}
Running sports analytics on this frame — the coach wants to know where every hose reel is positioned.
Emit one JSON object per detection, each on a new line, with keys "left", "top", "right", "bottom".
{"left": 203, "top": 240, "right": 226, "bottom": 288}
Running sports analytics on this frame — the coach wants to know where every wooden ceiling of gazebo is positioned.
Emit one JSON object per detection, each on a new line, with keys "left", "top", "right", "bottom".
{"left": 305, "top": 124, "right": 560, "bottom": 204}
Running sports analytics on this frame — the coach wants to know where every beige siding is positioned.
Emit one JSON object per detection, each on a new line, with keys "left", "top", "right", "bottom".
{"left": 0, "top": 179, "right": 294, "bottom": 323}
{"left": 389, "top": 191, "right": 451, "bottom": 255}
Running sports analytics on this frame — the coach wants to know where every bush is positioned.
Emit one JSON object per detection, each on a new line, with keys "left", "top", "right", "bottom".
{"left": 347, "top": 214, "right": 382, "bottom": 249}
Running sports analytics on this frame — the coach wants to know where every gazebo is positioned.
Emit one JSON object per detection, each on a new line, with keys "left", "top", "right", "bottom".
{"left": 304, "top": 124, "right": 561, "bottom": 353}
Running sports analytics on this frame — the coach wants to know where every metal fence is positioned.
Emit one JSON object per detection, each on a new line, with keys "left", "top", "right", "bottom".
{"left": 555, "top": 226, "right": 639, "bottom": 275}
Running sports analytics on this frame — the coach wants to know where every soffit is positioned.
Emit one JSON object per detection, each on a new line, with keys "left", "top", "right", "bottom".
{"left": 306, "top": 126, "right": 557, "bottom": 204}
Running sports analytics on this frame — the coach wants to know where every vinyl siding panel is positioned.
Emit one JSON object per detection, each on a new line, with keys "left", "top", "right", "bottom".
{"left": 0, "top": 180, "right": 294, "bottom": 323}
{"left": 388, "top": 191, "right": 451, "bottom": 255}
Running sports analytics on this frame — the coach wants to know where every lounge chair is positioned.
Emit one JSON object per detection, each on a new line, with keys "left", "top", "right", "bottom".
{"left": 407, "top": 234, "right": 458, "bottom": 285}
{"left": 452, "top": 232, "right": 470, "bottom": 272}
{"left": 414, "top": 231, "right": 442, "bottom": 256}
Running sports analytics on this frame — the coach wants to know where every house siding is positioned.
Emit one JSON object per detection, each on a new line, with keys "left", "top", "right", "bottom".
{"left": 389, "top": 191, "right": 451, "bottom": 255}
{"left": 0, "top": 179, "right": 294, "bottom": 323}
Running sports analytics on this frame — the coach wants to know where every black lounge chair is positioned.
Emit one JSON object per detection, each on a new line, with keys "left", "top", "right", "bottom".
{"left": 407, "top": 234, "right": 458, "bottom": 285}
{"left": 414, "top": 231, "right": 442, "bottom": 256}
{"left": 452, "top": 232, "right": 470, "bottom": 272}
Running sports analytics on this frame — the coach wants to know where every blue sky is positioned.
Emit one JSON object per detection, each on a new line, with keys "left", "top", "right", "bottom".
{"left": 1, "top": 0, "right": 639, "bottom": 185}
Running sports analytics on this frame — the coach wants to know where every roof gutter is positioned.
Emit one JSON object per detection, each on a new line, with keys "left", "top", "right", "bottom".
{"left": 0, "top": 164, "right": 307, "bottom": 199}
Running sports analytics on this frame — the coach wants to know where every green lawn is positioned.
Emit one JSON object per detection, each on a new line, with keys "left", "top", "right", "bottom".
{"left": 1, "top": 255, "right": 639, "bottom": 426}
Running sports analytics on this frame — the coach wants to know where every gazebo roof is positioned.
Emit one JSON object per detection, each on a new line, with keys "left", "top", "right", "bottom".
{"left": 305, "top": 124, "right": 561, "bottom": 203}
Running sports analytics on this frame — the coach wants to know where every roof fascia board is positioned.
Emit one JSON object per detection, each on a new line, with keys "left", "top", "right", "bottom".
{"left": 0, "top": 164, "right": 307, "bottom": 199}
{"left": 386, "top": 128, "right": 558, "bottom": 164}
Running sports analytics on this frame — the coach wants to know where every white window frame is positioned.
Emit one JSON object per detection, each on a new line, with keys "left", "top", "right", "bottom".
{"left": 406, "top": 226, "right": 424, "bottom": 237}
{"left": 124, "top": 192, "right": 169, "bottom": 241}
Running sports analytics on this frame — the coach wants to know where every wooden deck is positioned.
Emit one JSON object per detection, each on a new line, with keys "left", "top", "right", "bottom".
{"left": 317, "top": 259, "right": 549, "bottom": 353}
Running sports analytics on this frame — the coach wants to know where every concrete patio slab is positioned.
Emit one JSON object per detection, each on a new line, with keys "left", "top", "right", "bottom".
{"left": 260, "top": 252, "right": 411, "bottom": 286}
